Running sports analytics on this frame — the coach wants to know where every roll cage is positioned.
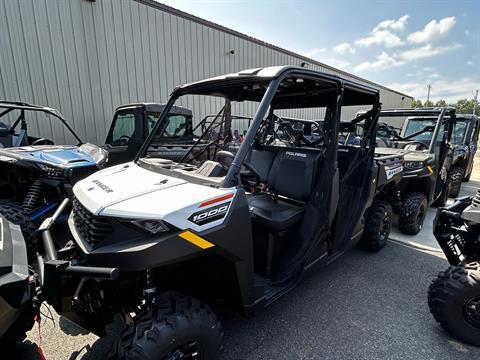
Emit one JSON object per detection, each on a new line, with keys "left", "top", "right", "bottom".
{"left": 379, "top": 107, "right": 456, "bottom": 153}
{"left": 0, "top": 101, "right": 83, "bottom": 145}
{"left": 135, "top": 66, "right": 380, "bottom": 188}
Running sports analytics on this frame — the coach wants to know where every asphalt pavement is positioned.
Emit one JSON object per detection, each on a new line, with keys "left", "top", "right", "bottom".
{"left": 12, "top": 156, "right": 480, "bottom": 360}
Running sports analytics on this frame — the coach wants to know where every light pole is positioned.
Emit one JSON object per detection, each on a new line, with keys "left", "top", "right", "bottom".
{"left": 426, "top": 84, "right": 432, "bottom": 105}
{"left": 474, "top": 90, "right": 479, "bottom": 115}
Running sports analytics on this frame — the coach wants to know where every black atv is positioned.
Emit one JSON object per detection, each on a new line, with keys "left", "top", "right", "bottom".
{"left": 105, "top": 102, "right": 254, "bottom": 166}
{"left": 449, "top": 114, "right": 479, "bottom": 197}
{"left": 428, "top": 190, "right": 480, "bottom": 346}
{"left": 105, "top": 103, "right": 195, "bottom": 165}
{"left": 1, "top": 66, "right": 403, "bottom": 358}
{"left": 374, "top": 108, "right": 456, "bottom": 235}
{"left": 0, "top": 102, "right": 108, "bottom": 258}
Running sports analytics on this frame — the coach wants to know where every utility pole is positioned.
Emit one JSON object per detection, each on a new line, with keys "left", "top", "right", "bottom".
{"left": 426, "top": 84, "right": 432, "bottom": 105}
{"left": 474, "top": 90, "right": 479, "bottom": 115}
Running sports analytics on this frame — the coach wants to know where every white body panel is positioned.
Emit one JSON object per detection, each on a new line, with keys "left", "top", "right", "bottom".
{"left": 74, "top": 162, "right": 237, "bottom": 232}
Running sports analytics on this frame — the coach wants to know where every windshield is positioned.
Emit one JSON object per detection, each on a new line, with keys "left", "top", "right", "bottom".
{"left": 152, "top": 112, "right": 193, "bottom": 141}
{"left": 403, "top": 118, "right": 437, "bottom": 141}
{"left": 453, "top": 120, "right": 467, "bottom": 145}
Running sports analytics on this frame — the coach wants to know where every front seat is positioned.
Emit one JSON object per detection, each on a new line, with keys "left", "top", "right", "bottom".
{"left": 248, "top": 149, "right": 319, "bottom": 232}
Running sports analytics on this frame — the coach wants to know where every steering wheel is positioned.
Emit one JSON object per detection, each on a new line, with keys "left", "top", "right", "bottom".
{"left": 113, "top": 135, "right": 131, "bottom": 146}
{"left": 402, "top": 141, "right": 428, "bottom": 151}
{"left": 31, "top": 138, "right": 54, "bottom": 145}
{"left": 216, "top": 150, "right": 261, "bottom": 187}
{"left": 278, "top": 122, "right": 319, "bottom": 147}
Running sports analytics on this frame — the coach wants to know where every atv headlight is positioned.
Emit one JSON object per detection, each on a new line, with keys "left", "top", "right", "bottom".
{"left": 37, "top": 163, "right": 65, "bottom": 177}
{"left": 404, "top": 161, "right": 424, "bottom": 170}
{"left": 129, "top": 219, "right": 170, "bottom": 234}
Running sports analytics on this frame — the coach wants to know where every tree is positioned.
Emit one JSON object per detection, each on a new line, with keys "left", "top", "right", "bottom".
{"left": 424, "top": 100, "right": 434, "bottom": 107}
{"left": 454, "top": 99, "right": 480, "bottom": 116}
{"left": 434, "top": 99, "right": 447, "bottom": 107}
{"left": 411, "top": 99, "right": 423, "bottom": 108}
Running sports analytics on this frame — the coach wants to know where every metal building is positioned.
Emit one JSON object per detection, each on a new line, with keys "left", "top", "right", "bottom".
{"left": 0, "top": 0, "right": 412, "bottom": 144}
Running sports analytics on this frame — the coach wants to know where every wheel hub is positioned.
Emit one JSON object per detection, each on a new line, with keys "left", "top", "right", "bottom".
{"left": 166, "top": 341, "right": 202, "bottom": 360}
{"left": 416, "top": 205, "right": 425, "bottom": 228}
{"left": 464, "top": 296, "right": 480, "bottom": 329}
{"left": 379, "top": 211, "right": 391, "bottom": 240}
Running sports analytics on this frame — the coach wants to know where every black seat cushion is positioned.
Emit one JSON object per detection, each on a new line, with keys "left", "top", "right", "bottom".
{"left": 248, "top": 194, "right": 304, "bottom": 232}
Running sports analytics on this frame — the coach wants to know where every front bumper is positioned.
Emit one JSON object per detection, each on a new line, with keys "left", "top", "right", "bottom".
{"left": 402, "top": 166, "right": 432, "bottom": 179}
{"left": 433, "top": 196, "right": 473, "bottom": 265}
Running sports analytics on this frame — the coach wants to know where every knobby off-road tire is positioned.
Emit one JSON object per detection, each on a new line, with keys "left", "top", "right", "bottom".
{"left": 0, "top": 200, "right": 37, "bottom": 261}
{"left": 449, "top": 166, "right": 465, "bottom": 198}
{"left": 428, "top": 263, "right": 480, "bottom": 346}
{"left": 115, "top": 293, "right": 223, "bottom": 360}
{"left": 360, "top": 200, "right": 392, "bottom": 252}
{"left": 398, "top": 192, "right": 427, "bottom": 235}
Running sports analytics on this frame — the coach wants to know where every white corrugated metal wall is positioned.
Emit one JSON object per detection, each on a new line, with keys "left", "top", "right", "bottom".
{"left": 0, "top": 0, "right": 412, "bottom": 144}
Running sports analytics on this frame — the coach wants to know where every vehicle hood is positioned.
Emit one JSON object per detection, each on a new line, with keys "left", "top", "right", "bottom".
{"left": 0, "top": 143, "right": 107, "bottom": 168}
{"left": 73, "top": 162, "right": 235, "bottom": 231}
{"left": 74, "top": 162, "right": 187, "bottom": 214}
{"left": 375, "top": 146, "right": 431, "bottom": 162}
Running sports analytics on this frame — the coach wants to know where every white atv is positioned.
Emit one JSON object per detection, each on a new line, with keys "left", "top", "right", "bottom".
{"left": 2, "top": 66, "right": 403, "bottom": 359}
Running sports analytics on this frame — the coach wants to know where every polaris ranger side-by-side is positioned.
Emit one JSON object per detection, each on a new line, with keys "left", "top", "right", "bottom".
{"left": 0, "top": 102, "right": 108, "bottom": 258}
{"left": 449, "top": 114, "right": 479, "bottom": 197}
{"left": 373, "top": 108, "right": 455, "bottom": 235}
{"left": 428, "top": 190, "right": 480, "bottom": 346}
{"left": 0, "top": 66, "right": 403, "bottom": 358}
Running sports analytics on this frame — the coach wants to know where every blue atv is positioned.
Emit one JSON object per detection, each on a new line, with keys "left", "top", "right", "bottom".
{"left": 0, "top": 101, "right": 107, "bottom": 258}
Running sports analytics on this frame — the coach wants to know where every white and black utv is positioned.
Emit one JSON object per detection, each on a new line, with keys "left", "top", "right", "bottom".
{"left": 428, "top": 190, "right": 480, "bottom": 346}
{"left": 1, "top": 66, "right": 403, "bottom": 358}
{"left": 372, "top": 108, "right": 456, "bottom": 235}
{"left": 0, "top": 101, "right": 108, "bottom": 258}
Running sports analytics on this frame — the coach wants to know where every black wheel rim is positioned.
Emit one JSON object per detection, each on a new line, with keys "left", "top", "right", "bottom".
{"left": 379, "top": 211, "right": 391, "bottom": 240}
{"left": 464, "top": 296, "right": 480, "bottom": 329}
{"left": 164, "top": 341, "right": 203, "bottom": 360}
{"left": 416, "top": 204, "right": 425, "bottom": 228}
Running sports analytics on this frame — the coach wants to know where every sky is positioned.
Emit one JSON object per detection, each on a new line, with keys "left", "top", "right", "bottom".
{"left": 160, "top": 0, "right": 479, "bottom": 102}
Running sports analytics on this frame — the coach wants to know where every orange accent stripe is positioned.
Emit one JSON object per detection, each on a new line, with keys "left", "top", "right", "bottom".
{"left": 199, "top": 193, "right": 234, "bottom": 208}
{"left": 179, "top": 231, "right": 214, "bottom": 249}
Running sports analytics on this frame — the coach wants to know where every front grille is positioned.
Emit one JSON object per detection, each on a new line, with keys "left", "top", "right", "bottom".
{"left": 72, "top": 198, "right": 113, "bottom": 248}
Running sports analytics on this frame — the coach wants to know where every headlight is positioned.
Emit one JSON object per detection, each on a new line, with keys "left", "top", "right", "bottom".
{"left": 37, "top": 163, "right": 65, "bottom": 177}
{"left": 404, "top": 161, "right": 424, "bottom": 170}
{"left": 129, "top": 219, "right": 170, "bottom": 234}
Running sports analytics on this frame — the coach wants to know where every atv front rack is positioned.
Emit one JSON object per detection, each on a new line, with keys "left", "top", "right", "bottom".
{"left": 433, "top": 196, "right": 479, "bottom": 265}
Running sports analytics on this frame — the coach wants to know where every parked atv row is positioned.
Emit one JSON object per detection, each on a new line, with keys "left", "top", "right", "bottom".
{"left": 1, "top": 66, "right": 406, "bottom": 359}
